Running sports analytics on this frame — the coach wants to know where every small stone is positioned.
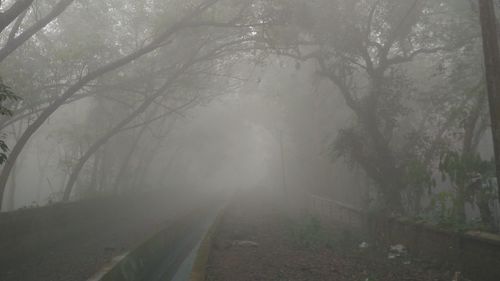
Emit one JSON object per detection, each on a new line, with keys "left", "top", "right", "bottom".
{"left": 359, "top": 242, "right": 369, "bottom": 249}
{"left": 231, "top": 240, "right": 259, "bottom": 247}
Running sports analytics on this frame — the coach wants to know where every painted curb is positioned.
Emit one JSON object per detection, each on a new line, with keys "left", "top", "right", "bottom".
{"left": 86, "top": 210, "right": 200, "bottom": 281}
{"left": 189, "top": 208, "right": 224, "bottom": 281}
{"left": 88, "top": 254, "right": 129, "bottom": 281}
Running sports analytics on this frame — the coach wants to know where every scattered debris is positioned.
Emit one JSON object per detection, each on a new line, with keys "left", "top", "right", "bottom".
{"left": 208, "top": 191, "right": 457, "bottom": 281}
{"left": 388, "top": 244, "right": 407, "bottom": 259}
{"left": 231, "top": 240, "right": 259, "bottom": 247}
{"left": 359, "top": 242, "right": 369, "bottom": 249}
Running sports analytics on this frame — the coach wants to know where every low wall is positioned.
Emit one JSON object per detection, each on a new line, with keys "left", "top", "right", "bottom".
{"left": 189, "top": 208, "right": 224, "bottom": 281}
{"left": 0, "top": 190, "right": 170, "bottom": 269}
{"left": 308, "top": 194, "right": 500, "bottom": 281}
{"left": 1, "top": 197, "right": 117, "bottom": 243}
{"left": 92, "top": 209, "right": 204, "bottom": 281}
{"left": 372, "top": 217, "right": 500, "bottom": 281}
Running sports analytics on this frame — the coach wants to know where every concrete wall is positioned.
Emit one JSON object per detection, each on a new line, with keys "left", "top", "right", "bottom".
{"left": 0, "top": 191, "right": 169, "bottom": 270}
{"left": 370, "top": 217, "right": 500, "bottom": 281}
{"left": 90, "top": 203, "right": 219, "bottom": 281}
{"left": 308, "top": 194, "right": 500, "bottom": 281}
{"left": 93, "top": 211, "right": 202, "bottom": 281}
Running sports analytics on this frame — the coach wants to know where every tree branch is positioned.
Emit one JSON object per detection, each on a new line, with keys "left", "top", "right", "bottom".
{"left": 0, "top": 0, "right": 34, "bottom": 33}
{"left": 0, "top": 0, "right": 75, "bottom": 63}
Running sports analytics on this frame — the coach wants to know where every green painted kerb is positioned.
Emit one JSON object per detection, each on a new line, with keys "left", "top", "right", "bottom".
{"left": 189, "top": 209, "right": 224, "bottom": 281}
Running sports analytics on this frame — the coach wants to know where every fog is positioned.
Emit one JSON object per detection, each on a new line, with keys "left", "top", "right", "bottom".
{"left": 0, "top": 0, "right": 499, "bottom": 223}
{"left": 1, "top": 0, "right": 500, "bottom": 280}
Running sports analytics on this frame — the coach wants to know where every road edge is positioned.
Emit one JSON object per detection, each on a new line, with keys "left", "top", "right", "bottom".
{"left": 189, "top": 208, "right": 224, "bottom": 281}
{"left": 86, "top": 209, "right": 200, "bottom": 281}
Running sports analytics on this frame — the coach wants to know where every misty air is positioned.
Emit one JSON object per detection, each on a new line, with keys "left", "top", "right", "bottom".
{"left": 0, "top": 0, "right": 500, "bottom": 280}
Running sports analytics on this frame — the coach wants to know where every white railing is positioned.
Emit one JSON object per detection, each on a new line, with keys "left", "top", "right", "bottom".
{"left": 308, "top": 194, "right": 365, "bottom": 228}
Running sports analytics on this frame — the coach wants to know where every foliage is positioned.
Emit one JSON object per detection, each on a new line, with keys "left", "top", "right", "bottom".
{"left": 0, "top": 0, "right": 496, "bottom": 224}
{"left": 0, "top": 77, "right": 21, "bottom": 164}
{"left": 402, "top": 158, "right": 436, "bottom": 214}
{"left": 264, "top": 0, "right": 478, "bottom": 212}
{"left": 437, "top": 150, "right": 497, "bottom": 227}
{"left": 427, "top": 191, "right": 460, "bottom": 228}
{"left": 0, "top": 0, "right": 262, "bottom": 206}
{"left": 288, "top": 215, "right": 327, "bottom": 248}
{"left": 424, "top": 191, "right": 494, "bottom": 231}
{"left": 287, "top": 215, "right": 362, "bottom": 252}
{"left": 405, "top": 160, "right": 435, "bottom": 193}
{"left": 439, "top": 152, "right": 493, "bottom": 189}
{"left": 439, "top": 151, "right": 497, "bottom": 203}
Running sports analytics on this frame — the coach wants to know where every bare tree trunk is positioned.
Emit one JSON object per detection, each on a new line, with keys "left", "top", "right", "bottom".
{"left": 6, "top": 163, "right": 16, "bottom": 211}
{"left": 131, "top": 118, "right": 175, "bottom": 190}
{"left": 98, "top": 146, "right": 109, "bottom": 192}
{"left": 278, "top": 129, "right": 287, "bottom": 201}
{"left": 156, "top": 146, "right": 182, "bottom": 188}
{"left": 479, "top": 0, "right": 500, "bottom": 203}
{"left": 112, "top": 103, "right": 163, "bottom": 192}
{"left": 0, "top": 0, "right": 34, "bottom": 33}
{"left": 62, "top": 65, "right": 192, "bottom": 200}
{"left": 64, "top": 131, "right": 123, "bottom": 201}
{"left": 112, "top": 130, "right": 144, "bottom": 193}
{"left": 89, "top": 153, "right": 100, "bottom": 194}
{"left": 5, "top": 122, "right": 22, "bottom": 211}
{"left": 61, "top": 35, "right": 239, "bottom": 200}
{"left": 133, "top": 137, "right": 166, "bottom": 189}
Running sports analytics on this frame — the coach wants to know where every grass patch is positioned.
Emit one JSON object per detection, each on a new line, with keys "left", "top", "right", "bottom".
{"left": 287, "top": 215, "right": 363, "bottom": 252}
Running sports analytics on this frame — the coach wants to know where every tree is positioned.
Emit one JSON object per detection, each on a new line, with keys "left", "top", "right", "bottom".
{"left": 0, "top": 77, "right": 19, "bottom": 164}
{"left": 265, "top": 0, "right": 464, "bottom": 212}
{"left": 0, "top": 0, "right": 34, "bottom": 33}
{"left": 478, "top": 0, "right": 500, "bottom": 204}
{"left": 0, "top": 0, "right": 75, "bottom": 63}
{"left": 0, "top": 0, "right": 223, "bottom": 208}
{"left": 0, "top": 0, "right": 271, "bottom": 208}
{"left": 62, "top": 32, "right": 257, "bottom": 200}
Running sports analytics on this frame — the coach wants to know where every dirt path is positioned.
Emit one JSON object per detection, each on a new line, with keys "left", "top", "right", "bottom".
{"left": 207, "top": 190, "right": 457, "bottom": 281}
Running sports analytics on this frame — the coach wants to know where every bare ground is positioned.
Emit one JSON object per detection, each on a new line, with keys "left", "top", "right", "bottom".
{"left": 206, "top": 190, "right": 458, "bottom": 281}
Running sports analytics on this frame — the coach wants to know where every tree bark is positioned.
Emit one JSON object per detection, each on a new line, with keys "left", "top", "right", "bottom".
{"left": 479, "top": 0, "right": 500, "bottom": 203}
{"left": 0, "top": 0, "right": 34, "bottom": 33}
{"left": 6, "top": 163, "right": 16, "bottom": 211}
{"left": 89, "top": 153, "right": 100, "bottom": 194}
{"left": 97, "top": 146, "right": 109, "bottom": 192}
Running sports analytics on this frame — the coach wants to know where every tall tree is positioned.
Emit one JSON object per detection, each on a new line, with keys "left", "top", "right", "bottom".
{"left": 478, "top": 0, "right": 500, "bottom": 203}
{"left": 0, "top": 0, "right": 223, "bottom": 208}
{"left": 269, "top": 0, "right": 462, "bottom": 212}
